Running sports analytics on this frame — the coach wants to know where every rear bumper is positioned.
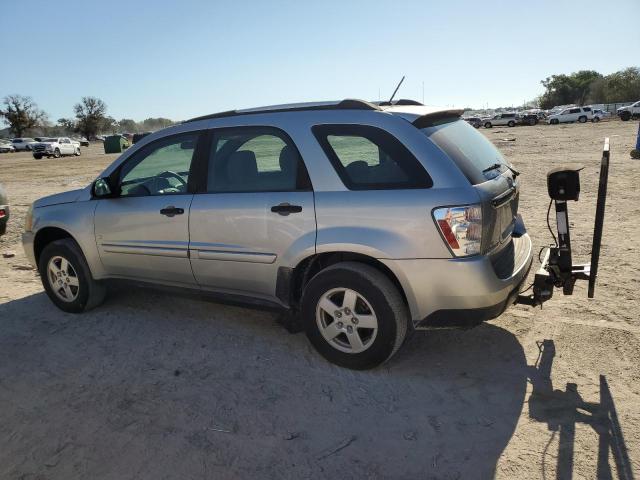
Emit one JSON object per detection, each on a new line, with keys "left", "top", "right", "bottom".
{"left": 381, "top": 232, "right": 533, "bottom": 328}
{"left": 0, "top": 205, "right": 8, "bottom": 235}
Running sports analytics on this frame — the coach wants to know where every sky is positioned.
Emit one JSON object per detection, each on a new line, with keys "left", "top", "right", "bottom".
{"left": 1, "top": 0, "right": 639, "bottom": 122}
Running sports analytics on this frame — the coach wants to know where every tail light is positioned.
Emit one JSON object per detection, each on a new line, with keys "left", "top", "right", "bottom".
{"left": 0, "top": 209, "right": 6, "bottom": 218}
{"left": 433, "top": 205, "right": 482, "bottom": 257}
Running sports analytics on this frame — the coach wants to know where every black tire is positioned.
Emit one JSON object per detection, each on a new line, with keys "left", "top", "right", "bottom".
{"left": 592, "top": 116, "right": 600, "bottom": 123}
{"left": 578, "top": 116, "right": 587, "bottom": 123}
{"left": 550, "top": 119, "right": 559, "bottom": 125}
{"left": 529, "top": 118, "right": 537, "bottom": 126}
{"left": 53, "top": 148, "right": 61, "bottom": 158}
{"left": 75, "top": 147, "right": 81, "bottom": 156}
{"left": 620, "top": 111, "right": 631, "bottom": 121}
{"left": 301, "top": 262, "right": 409, "bottom": 370}
{"left": 38, "top": 238, "right": 106, "bottom": 313}
{"left": 33, "top": 154, "right": 42, "bottom": 159}
{"left": 507, "top": 120, "right": 515, "bottom": 127}
{"left": 484, "top": 122, "right": 492, "bottom": 128}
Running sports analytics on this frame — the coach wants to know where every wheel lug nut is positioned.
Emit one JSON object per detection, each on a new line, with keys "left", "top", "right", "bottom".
{"left": 337, "top": 322, "right": 343, "bottom": 328}
{"left": 344, "top": 308, "right": 351, "bottom": 315}
{"left": 352, "top": 317, "right": 358, "bottom": 325}
{"left": 335, "top": 311, "right": 342, "bottom": 318}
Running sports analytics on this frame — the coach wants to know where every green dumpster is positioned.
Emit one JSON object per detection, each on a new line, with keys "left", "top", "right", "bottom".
{"left": 104, "top": 135, "right": 129, "bottom": 154}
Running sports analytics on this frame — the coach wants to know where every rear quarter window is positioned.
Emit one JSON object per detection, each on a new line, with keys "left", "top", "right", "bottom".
{"left": 312, "top": 124, "right": 432, "bottom": 190}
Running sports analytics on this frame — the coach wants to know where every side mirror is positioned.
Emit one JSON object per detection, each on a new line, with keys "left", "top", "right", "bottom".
{"left": 93, "top": 177, "right": 113, "bottom": 197}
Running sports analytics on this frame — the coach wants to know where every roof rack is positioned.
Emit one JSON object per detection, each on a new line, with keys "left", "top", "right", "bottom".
{"left": 375, "top": 99, "right": 424, "bottom": 107}
{"left": 185, "top": 99, "right": 381, "bottom": 123}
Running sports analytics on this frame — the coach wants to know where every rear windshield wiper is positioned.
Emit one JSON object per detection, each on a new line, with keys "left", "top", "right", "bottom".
{"left": 482, "top": 162, "right": 520, "bottom": 177}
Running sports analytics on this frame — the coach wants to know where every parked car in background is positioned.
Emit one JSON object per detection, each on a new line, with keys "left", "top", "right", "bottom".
{"left": 11, "top": 138, "right": 37, "bottom": 151}
{"left": 617, "top": 101, "right": 640, "bottom": 121}
{"left": 591, "top": 109, "right": 611, "bottom": 122}
{"left": 32, "top": 137, "right": 81, "bottom": 159}
{"left": 0, "top": 182, "right": 8, "bottom": 236}
{"left": 482, "top": 112, "right": 518, "bottom": 128}
{"left": 463, "top": 117, "right": 482, "bottom": 128}
{"left": 0, "top": 140, "right": 16, "bottom": 153}
{"left": 22, "top": 99, "right": 533, "bottom": 369}
{"left": 518, "top": 113, "right": 539, "bottom": 126}
{"left": 73, "top": 137, "right": 90, "bottom": 147}
{"left": 547, "top": 107, "right": 593, "bottom": 124}
{"left": 132, "top": 132, "right": 153, "bottom": 143}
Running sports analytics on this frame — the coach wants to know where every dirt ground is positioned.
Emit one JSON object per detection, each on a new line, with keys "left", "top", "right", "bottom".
{"left": 0, "top": 121, "right": 639, "bottom": 479}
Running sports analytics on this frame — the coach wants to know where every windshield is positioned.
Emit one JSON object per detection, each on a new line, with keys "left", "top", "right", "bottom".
{"left": 421, "top": 119, "right": 507, "bottom": 185}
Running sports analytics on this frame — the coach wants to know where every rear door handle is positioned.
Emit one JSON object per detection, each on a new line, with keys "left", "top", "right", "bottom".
{"left": 160, "top": 206, "right": 184, "bottom": 217}
{"left": 270, "top": 203, "right": 302, "bottom": 216}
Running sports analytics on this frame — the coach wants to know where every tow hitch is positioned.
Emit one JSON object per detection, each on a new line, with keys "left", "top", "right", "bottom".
{"left": 517, "top": 138, "right": 610, "bottom": 306}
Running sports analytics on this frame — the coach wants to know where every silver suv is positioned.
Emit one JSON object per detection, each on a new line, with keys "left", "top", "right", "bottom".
{"left": 22, "top": 99, "right": 532, "bottom": 369}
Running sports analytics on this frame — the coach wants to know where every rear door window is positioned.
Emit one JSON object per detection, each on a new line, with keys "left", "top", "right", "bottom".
{"left": 312, "top": 124, "right": 432, "bottom": 190}
{"left": 420, "top": 119, "right": 508, "bottom": 185}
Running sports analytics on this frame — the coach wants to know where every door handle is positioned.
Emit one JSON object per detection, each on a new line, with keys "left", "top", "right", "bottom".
{"left": 160, "top": 206, "right": 184, "bottom": 217}
{"left": 270, "top": 203, "right": 302, "bottom": 216}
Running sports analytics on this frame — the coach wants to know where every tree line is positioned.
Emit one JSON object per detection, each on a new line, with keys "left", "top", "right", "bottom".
{"left": 0, "top": 95, "right": 175, "bottom": 139}
{"left": 538, "top": 67, "right": 640, "bottom": 109}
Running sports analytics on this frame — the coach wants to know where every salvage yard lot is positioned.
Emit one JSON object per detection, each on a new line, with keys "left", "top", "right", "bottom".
{"left": 0, "top": 121, "right": 639, "bottom": 479}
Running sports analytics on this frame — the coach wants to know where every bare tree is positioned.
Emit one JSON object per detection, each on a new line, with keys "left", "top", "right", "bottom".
{"left": 74, "top": 97, "right": 108, "bottom": 140}
{"left": 0, "top": 95, "right": 47, "bottom": 137}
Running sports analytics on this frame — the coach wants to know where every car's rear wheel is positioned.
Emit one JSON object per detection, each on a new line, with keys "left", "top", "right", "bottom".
{"left": 578, "top": 116, "right": 587, "bottom": 123}
{"left": 38, "top": 238, "right": 106, "bottom": 313}
{"left": 507, "top": 120, "right": 515, "bottom": 127}
{"left": 592, "top": 116, "right": 600, "bottom": 123}
{"left": 484, "top": 122, "right": 492, "bottom": 128}
{"left": 620, "top": 111, "right": 631, "bottom": 121}
{"left": 75, "top": 147, "right": 81, "bottom": 156}
{"left": 33, "top": 154, "right": 42, "bottom": 159}
{"left": 529, "top": 118, "right": 537, "bottom": 126}
{"left": 301, "top": 262, "right": 408, "bottom": 370}
{"left": 550, "top": 119, "right": 559, "bottom": 125}
{"left": 53, "top": 148, "right": 61, "bottom": 158}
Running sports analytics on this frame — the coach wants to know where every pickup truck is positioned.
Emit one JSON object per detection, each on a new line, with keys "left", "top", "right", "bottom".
{"left": 32, "top": 137, "right": 81, "bottom": 159}
{"left": 617, "top": 101, "right": 640, "bottom": 121}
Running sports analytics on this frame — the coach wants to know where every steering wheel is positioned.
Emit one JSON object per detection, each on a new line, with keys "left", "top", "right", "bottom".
{"left": 158, "top": 170, "right": 187, "bottom": 187}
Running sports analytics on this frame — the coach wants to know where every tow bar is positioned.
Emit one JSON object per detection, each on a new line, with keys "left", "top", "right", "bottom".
{"left": 517, "top": 138, "right": 610, "bottom": 306}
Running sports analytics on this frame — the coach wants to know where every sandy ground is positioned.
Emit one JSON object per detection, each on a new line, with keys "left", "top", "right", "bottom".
{"left": 0, "top": 121, "right": 639, "bottom": 479}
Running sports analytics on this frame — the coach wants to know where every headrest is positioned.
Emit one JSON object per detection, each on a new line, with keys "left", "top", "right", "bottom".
{"left": 227, "top": 150, "right": 258, "bottom": 183}
{"left": 279, "top": 145, "right": 298, "bottom": 175}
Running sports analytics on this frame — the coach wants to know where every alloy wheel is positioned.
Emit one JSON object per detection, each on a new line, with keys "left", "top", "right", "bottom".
{"left": 47, "top": 255, "right": 80, "bottom": 302}
{"left": 315, "top": 287, "right": 378, "bottom": 354}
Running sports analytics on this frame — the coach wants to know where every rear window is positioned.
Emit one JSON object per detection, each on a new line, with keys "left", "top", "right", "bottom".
{"left": 420, "top": 119, "right": 507, "bottom": 185}
{"left": 313, "top": 124, "right": 432, "bottom": 190}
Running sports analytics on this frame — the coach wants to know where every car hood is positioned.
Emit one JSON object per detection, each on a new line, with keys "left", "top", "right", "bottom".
{"left": 34, "top": 188, "right": 84, "bottom": 208}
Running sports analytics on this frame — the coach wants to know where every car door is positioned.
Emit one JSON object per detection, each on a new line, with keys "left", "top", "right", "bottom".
{"left": 94, "top": 131, "right": 202, "bottom": 285}
{"left": 189, "top": 126, "right": 316, "bottom": 301}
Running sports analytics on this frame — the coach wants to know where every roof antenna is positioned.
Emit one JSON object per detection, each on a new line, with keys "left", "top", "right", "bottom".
{"left": 388, "top": 76, "right": 405, "bottom": 104}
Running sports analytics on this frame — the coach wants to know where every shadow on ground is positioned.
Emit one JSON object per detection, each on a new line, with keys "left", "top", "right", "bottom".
{"left": 0, "top": 289, "right": 632, "bottom": 479}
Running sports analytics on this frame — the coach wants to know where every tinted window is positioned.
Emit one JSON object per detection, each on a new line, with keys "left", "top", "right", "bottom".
{"left": 119, "top": 133, "right": 197, "bottom": 197}
{"left": 420, "top": 119, "right": 507, "bottom": 185}
{"left": 570, "top": 108, "right": 581, "bottom": 114}
{"left": 582, "top": 107, "right": 591, "bottom": 112}
{"left": 503, "top": 113, "right": 515, "bottom": 118}
{"left": 207, "top": 127, "right": 309, "bottom": 193}
{"left": 313, "top": 124, "right": 431, "bottom": 190}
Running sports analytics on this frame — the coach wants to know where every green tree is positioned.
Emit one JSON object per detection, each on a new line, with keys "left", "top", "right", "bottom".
{"left": 74, "top": 96, "right": 108, "bottom": 140}
{"left": 539, "top": 70, "right": 602, "bottom": 109}
{"left": 0, "top": 95, "right": 47, "bottom": 136}
{"left": 140, "top": 117, "right": 174, "bottom": 131}
{"left": 118, "top": 118, "right": 138, "bottom": 133}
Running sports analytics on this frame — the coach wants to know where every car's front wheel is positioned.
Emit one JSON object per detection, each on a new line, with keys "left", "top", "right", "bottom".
{"left": 38, "top": 238, "right": 106, "bottom": 313}
{"left": 75, "top": 147, "right": 81, "bottom": 156}
{"left": 53, "top": 148, "right": 61, "bottom": 158}
{"left": 301, "top": 262, "right": 408, "bottom": 370}
{"left": 578, "top": 116, "right": 587, "bottom": 123}
{"left": 33, "top": 154, "right": 42, "bottom": 159}
{"left": 484, "top": 122, "right": 492, "bottom": 128}
{"left": 620, "top": 111, "right": 631, "bottom": 121}
{"left": 592, "top": 116, "right": 600, "bottom": 123}
{"left": 550, "top": 119, "right": 559, "bottom": 125}
{"left": 507, "top": 120, "right": 515, "bottom": 127}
